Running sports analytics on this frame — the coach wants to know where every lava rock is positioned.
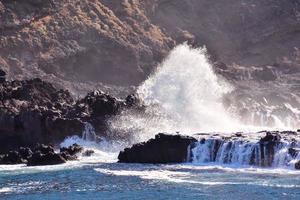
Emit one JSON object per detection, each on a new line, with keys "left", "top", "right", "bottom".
{"left": 0, "top": 78, "right": 130, "bottom": 154}
{"left": 59, "top": 152, "right": 77, "bottom": 161}
{"left": 34, "top": 144, "right": 55, "bottom": 155}
{"left": 82, "top": 150, "right": 95, "bottom": 157}
{"left": 295, "top": 161, "right": 300, "bottom": 170}
{"left": 0, "top": 151, "right": 25, "bottom": 164}
{"left": 18, "top": 147, "right": 33, "bottom": 160}
{"left": 60, "top": 143, "right": 83, "bottom": 156}
{"left": 0, "top": 69, "right": 6, "bottom": 77}
{"left": 27, "top": 152, "right": 66, "bottom": 166}
{"left": 288, "top": 148, "right": 299, "bottom": 158}
{"left": 118, "top": 133, "right": 197, "bottom": 163}
{"left": 260, "top": 132, "right": 281, "bottom": 143}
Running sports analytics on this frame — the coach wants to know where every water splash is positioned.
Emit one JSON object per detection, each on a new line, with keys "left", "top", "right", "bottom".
{"left": 191, "top": 137, "right": 300, "bottom": 169}
{"left": 82, "top": 122, "right": 97, "bottom": 142}
{"left": 137, "top": 44, "right": 240, "bottom": 133}
{"left": 110, "top": 44, "right": 244, "bottom": 142}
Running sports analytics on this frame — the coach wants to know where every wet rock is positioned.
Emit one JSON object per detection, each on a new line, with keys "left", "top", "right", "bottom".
{"left": 118, "top": 133, "right": 197, "bottom": 163}
{"left": 0, "top": 69, "right": 6, "bottom": 83}
{"left": 0, "top": 79, "right": 129, "bottom": 154}
{"left": 78, "top": 91, "right": 123, "bottom": 117}
{"left": 59, "top": 152, "right": 77, "bottom": 161}
{"left": 295, "top": 161, "right": 300, "bottom": 170}
{"left": 0, "top": 69, "right": 6, "bottom": 77}
{"left": 260, "top": 132, "right": 281, "bottom": 143}
{"left": 235, "top": 133, "right": 243, "bottom": 137}
{"left": 0, "top": 151, "right": 25, "bottom": 164}
{"left": 34, "top": 144, "right": 55, "bottom": 155}
{"left": 27, "top": 152, "right": 66, "bottom": 166}
{"left": 18, "top": 147, "right": 33, "bottom": 160}
{"left": 60, "top": 143, "right": 83, "bottom": 156}
{"left": 82, "top": 150, "right": 95, "bottom": 157}
{"left": 288, "top": 148, "right": 299, "bottom": 158}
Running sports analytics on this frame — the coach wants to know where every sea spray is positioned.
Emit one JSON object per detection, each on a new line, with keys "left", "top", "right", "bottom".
{"left": 110, "top": 43, "right": 300, "bottom": 142}
{"left": 110, "top": 44, "right": 243, "bottom": 142}
{"left": 60, "top": 123, "right": 124, "bottom": 162}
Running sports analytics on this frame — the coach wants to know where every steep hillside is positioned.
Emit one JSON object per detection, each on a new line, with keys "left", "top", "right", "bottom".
{"left": 0, "top": 0, "right": 299, "bottom": 96}
{"left": 0, "top": 0, "right": 174, "bottom": 95}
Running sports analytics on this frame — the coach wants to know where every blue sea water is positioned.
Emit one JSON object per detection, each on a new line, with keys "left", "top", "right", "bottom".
{"left": 1, "top": 159, "right": 300, "bottom": 200}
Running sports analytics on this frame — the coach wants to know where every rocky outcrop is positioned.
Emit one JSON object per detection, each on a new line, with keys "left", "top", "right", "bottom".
{"left": 192, "top": 131, "right": 300, "bottom": 169}
{"left": 0, "top": 79, "right": 140, "bottom": 153}
{"left": 0, "top": 143, "right": 86, "bottom": 166}
{"left": 118, "top": 131, "right": 300, "bottom": 170}
{"left": 27, "top": 151, "right": 66, "bottom": 166}
{"left": 118, "top": 133, "right": 197, "bottom": 163}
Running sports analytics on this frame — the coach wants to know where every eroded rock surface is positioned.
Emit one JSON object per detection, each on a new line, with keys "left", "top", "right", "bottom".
{"left": 118, "top": 133, "right": 197, "bottom": 163}
{"left": 0, "top": 79, "right": 140, "bottom": 153}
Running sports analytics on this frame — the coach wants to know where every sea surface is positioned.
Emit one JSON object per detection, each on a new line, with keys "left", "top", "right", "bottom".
{"left": 1, "top": 153, "right": 300, "bottom": 200}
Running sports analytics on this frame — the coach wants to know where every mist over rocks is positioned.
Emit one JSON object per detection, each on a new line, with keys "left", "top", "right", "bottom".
{"left": 0, "top": 78, "right": 141, "bottom": 154}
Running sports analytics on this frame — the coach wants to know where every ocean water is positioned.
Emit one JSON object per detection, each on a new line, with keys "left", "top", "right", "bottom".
{"left": 1, "top": 157, "right": 300, "bottom": 200}
{"left": 2, "top": 44, "right": 300, "bottom": 199}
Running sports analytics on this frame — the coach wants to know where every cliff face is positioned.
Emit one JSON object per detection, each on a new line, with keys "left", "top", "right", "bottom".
{"left": 0, "top": 0, "right": 299, "bottom": 94}
{"left": 0, "top": 0, "right": 174, "bottom": 94}
{"left": 150, "top": 0, "right": 300, "bottom": 66}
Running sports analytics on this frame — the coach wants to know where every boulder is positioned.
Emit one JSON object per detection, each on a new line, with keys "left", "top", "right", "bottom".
{"left": 295, "top": 160, "right": 300, "bottom": 170}
{"left": 59, "top": 152, "right": 77, "bottom": 161}
{"left": 0, "top": 151, "right": 25, "bottom": 164}
{"left": 60, "top": 143, "right": 83, "bottom": 156}
{"left": 18, "top": 147, "right": 33, "bottom": 160}
{"left": 27, "top": 152, "right": 66, "bottom": 166}
{"left": 260, "top": 132, "right": 281, "bottom": 143}
{"left": 0, "top": 78, "right": 129, "bottom": 154}
{"left": 34, "top": 144, "right": 55, "bottom": 154}
{"left": 82, "top": 150, "right": 95, "bottom": 157}
{"left": 118, "top": 133, "right": 197, "bottom": 163}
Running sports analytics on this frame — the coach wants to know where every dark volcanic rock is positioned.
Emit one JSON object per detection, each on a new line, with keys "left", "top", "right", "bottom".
{"left": 27, "top": 152, "right": 66, "bottom": 166}
{"left": 260, "top": 132, "right": 281, "bottom": 143}
{"left": 34, "top": 144, "right": 55, "bottom": 155}
{"left": 60, "top": 143, "right": 83, "bottom": 157}
{"left": 295, "top": 160, "right": 300, "bottom": 170}
{"left": 0, "top": 79, "right": 135, "bottom": 154}
{"left": 82, "top": 150, "right": 95, "bottom": 157}
{"left": 0, "top": 143, "right": 85, "bottom": 165}
{"left": 288, "top": 148, "right": 299, "bottom": 159}
{"left": 118, "top": 133, "right": 197, "bottom": 163}
{"left": 0, "top": 150, "right": 25, "bottom": 164}
{"left": 18, "top": 147, "right": 33, "bottom": 160}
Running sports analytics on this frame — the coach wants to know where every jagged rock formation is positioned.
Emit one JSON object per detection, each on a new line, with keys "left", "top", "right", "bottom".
{"left": 0, "top": 78, "right": 139, "bottom": 153}
{"left": 119, "top": 131, "right": 300, "bottom": 169}
{"left": 0, "top": 143, "right": 86, "bottom": 166}
{"left": 118, "top": 133, "right": 197, "bottom": 163}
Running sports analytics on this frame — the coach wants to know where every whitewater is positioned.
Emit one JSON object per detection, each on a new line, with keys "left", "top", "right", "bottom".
{"left": 1, "top": 44, "right": 300, "bottom": 199}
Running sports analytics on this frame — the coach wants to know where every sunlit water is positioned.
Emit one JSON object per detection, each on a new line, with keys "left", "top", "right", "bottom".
{"left": 1, "top": 158, "right": 300, "bottom": 200}
{"left": 2, "top": 44, "right": 300, "bottom": 199}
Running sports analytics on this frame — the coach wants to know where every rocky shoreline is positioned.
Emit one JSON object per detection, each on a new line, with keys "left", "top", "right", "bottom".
{"left": 118, "top": 131, "right": 300, "bottom": 170}
{"left": 0, "top": 77, "right": 141, "bottom": 154}
{"left": 0, "top": 143, "right": 94, "bottom": 166}
{"left": 1, "top": 77, "right": 300, "bottom": 169}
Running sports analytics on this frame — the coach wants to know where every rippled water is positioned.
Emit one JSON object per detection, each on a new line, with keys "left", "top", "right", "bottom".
{"left": 1, "top": 158, "right": 300, "bottom": 200}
